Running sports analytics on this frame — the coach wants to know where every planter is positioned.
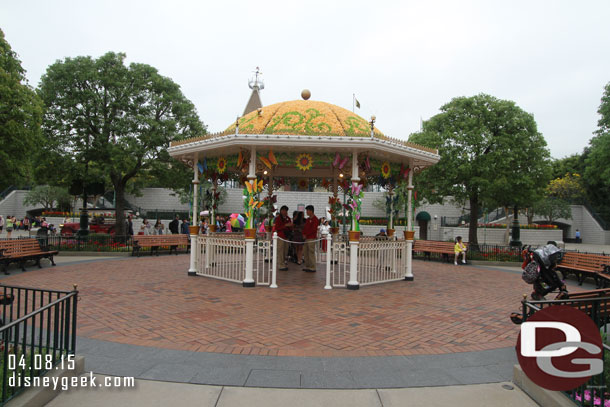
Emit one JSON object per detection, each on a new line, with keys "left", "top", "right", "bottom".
{"left": 404, "top": 231, "right": 415, "bottom": 240}
{"left": 244, "top": 228, "right": 256, "bottom": 239}
{"left": 208, "top": 225, "right": 217, "bottom": 233}
{"left": 387, "top": 229, "right": 395, "bottom": 237}
{"left": 348, "top": 231, "right": 361, "bottom": 242}
{"left": 330, "top": 227, "right": 340, "bottom": 235}
{"left": 189, "top": 225, "right": 200, "bottom": 235}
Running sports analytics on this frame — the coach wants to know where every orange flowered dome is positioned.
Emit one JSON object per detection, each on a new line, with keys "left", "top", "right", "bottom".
{"left": 225, "top": 100, "right": 383, "bottom": 138}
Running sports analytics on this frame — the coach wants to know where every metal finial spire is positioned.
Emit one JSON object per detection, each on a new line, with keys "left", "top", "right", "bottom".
{"left": 248, "top": 67, "right": 264, "bottom": 90}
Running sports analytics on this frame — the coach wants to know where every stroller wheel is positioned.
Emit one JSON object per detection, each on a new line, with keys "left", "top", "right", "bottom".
{"left": 510, "top": 313, "right": 523, "bottom": 325}
{"left": 555, "top": 290, "right": 569, "bottom": 300}
{"left": 531, "top": 291, "right": 546, "bottom": 301}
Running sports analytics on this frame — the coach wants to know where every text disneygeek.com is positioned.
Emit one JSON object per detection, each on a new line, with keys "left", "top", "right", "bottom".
{"left": 9, "top": 372, "right": 135, "bottom": 391}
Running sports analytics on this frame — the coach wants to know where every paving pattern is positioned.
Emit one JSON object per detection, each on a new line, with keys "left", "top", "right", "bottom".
{"left": 1, "top": 256, "right": 528, "bottom": 357}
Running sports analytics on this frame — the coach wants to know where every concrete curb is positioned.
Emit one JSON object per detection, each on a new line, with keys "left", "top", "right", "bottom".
{"left": 57, "top": 252, "right": 132, "bottom": 257}
{"left": 512, "top": 364, "right": 574, "bottom": 407}
{"left": 469, "top": 261, "right": 522, "bottom": 267}
{"left": 6, "top": 355, "right": 85, "bottom": 407}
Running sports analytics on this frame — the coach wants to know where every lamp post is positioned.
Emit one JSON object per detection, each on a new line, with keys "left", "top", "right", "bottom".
{"left": 509, "top": 206, "right": 522, "bottom": 247}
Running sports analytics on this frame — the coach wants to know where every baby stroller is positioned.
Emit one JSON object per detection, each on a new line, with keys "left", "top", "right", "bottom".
{"left": 510, "top": 244, "right": 569, "bottom": 325}
{"left": 521, "top": 244, "right": 568, "bottom": 301}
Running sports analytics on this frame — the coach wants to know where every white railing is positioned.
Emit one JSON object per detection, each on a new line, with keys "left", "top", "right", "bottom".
{"left": 330, "top": 239, "right": 350, "bottom": 287}
{"left": 254, "top": 239, "right": 271, "bottom": 286}
{"left": 357, "top": 239, "right": 406, "bottom": 286}
{"left": 196, "top": 235, "right": 245, "bottom": 283}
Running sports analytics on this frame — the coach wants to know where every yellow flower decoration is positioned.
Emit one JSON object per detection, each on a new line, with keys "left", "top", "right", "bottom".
{"left": 217, "top": 157, "right": 228, "bottom": 174}
{"left": 296, "top": 153, "right": 313, "bottom": 171}
{"left": 381, "top": 161, "right": 391, "bottom": 179}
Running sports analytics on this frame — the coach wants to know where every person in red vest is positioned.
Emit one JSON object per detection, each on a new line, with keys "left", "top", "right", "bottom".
{"left": 302, "top": 205, "right": 319, "bottom": 272}
{"left": 273, "top": 206, "right": 292, "bottom": 271}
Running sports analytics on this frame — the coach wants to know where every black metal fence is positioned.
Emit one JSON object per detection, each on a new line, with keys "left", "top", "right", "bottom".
{"left": 43, "top": 234, "right": 134, "bottom": 253}
{"left": 521, "top": 296, "right": 610, "bottom": 406}
{"left": 0, "top": 284, "right": 78, "bottom": 405}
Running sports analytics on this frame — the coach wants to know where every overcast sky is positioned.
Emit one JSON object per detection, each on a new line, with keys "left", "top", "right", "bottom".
{"left": 2, "top": 0, "right": 609, "bottom": 159}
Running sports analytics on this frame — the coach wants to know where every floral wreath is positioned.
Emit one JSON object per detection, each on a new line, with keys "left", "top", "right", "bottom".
{"left": 381, "top": 161, "right": 391, "bottom": 179}
{"left": 296, "top": 153, "right": 313, "bottom": 171}
{"left": 217, "top": 157, "right": 228, "bottom": 174}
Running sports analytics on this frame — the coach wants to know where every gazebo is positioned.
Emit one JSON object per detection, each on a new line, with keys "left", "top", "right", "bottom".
{"left": 168, "top": 90, "right": 439, "bottom": 289}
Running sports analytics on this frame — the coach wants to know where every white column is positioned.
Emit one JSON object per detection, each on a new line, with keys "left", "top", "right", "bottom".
{"left": 347, "top": 149, "right": 360, "bottom": 290}
{"left": 405, "top": 169, "right": 414, "bottom": 281}
{"left": 350, "top": 150, "right": 360, "bottom": 231}
{"left": 271, "top": 232, "right": 278, "bottom": 288}
{"left": 324, "top": 233, "right": 332, "bottom": 290}
{"left": 189, "top": 156, "right": 199, "bottom": 276}
{"left": 243, "top": 146, "right": 257, "bottom": 287}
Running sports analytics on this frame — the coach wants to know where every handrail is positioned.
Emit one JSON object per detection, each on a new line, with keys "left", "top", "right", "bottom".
{"left": 0, "top": 291, "right": 77, "bottom": 332}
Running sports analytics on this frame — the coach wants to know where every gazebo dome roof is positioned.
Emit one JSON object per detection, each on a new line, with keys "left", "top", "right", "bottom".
{"left": 225, "top": 100, "right": 383, "bottom": 138}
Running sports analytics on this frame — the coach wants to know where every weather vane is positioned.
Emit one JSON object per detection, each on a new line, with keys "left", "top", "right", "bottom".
{"left": 248, "top": 67, "right": 264, "bottom": 90}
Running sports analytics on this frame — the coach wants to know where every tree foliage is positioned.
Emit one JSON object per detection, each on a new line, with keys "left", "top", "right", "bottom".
{"left": 547, "top": 173, "right": 585, "bottom": 201}
{"left": 532, "top": 197, "right": 572, "bottom": 223}
{"left": 584, "top": 81, "right": 610, "bottom": 221}
{"left": 408, "top": 94, "right": 551, "bottom": 245}
{"left": 38, "top": 52, "right": 205, "bottom": 234}
{"left": 23, "top": 185, "right": 71, "bottom": 211}
{"left": 0, "top": 28, "right": 43, "bottom": 190}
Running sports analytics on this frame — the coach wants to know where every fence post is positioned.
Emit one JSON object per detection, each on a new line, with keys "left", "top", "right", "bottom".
{"left": 243, "top": 235, "right": 256, "bottom": 287}
{"left": 325, "top": 233, "right": 332, "bottom": 290}
{"left": 348, "top": 239, "right": 359, "bottom": 290}
{"left": 270, "top": 232, "right": 278, "bottom": 288}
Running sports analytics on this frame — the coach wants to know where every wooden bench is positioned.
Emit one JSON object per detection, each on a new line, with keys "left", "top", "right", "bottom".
{"left": 557, "top": 252, "right": 610, "bottom": 287}
{"left": 0, "top": 238, "right": 58, "bottom": 274}
{"left": 530, "top": 288, "right": 610, "bottom": 328}
{"left": 132, "top": 235, "right": 190, "bottom": 257}
{"left": 413, "top": 240, "right": 467, "bottom": 262}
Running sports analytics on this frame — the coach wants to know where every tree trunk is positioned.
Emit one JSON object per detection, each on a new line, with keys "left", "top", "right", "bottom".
{"left": 468, "top": 195, "right": 479, "bottom": 248}
{"left": 114, "top": 182, "right": 126, "bottom": 236}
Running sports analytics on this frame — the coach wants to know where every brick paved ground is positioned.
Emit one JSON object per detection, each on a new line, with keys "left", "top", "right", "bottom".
{"left": 1, "top": 257, "right": 529, "bottom": 357}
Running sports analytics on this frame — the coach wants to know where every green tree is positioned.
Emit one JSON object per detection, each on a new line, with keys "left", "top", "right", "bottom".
{"left": 38, "top": 52, "right": 205, "bottom": 235}
{"left": 23, "top": 185, "right": 71, "bottom": 211}
{"left": 409, "top": 94, "right": 551, "bottom": 246}
{"left": 551, "top": 154, "right": 586, "bottom": 180}
{"left": 532, "top": 196, "right": 572, "bottom": 223}
{"left": 0, "top": 28, "right": 43, "bottom": 190}
{"left": 584, "top": 82, "right": 610, "bottom": 222}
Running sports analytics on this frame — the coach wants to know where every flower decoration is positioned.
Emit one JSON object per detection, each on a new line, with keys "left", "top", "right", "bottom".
{"left": 243, "top": 178, "right": 265, "bottom": 229}
{"left": 328, "top": 196, "right": 342, "bottom": 227}
{"left": 381, "top": 161, "right": 391, "bottom": 179}
{"left": 217, "top": 157, "right": 228, "bottom": 174}
{"left": 344, "top": 182, "right": 365, "bottom": 232}
{"left": 297, "top": 179, "right": 309, "bottom": 190}
{"left": 296, "top": 153, "right": 313, "bottom": 171}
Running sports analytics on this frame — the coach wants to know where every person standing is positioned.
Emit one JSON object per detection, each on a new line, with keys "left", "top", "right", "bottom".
{"left": 169, "top": 215, "right": 180, "bottom": 234}
{"left": 292, "top": 211, "right": 305, "bottom": 265}
{"left": 318, "top": 218, "right": 330, "bottom": 252}
{"left": 575, "top": 229, "right": 581, "bottom": 243}
{"left": 303, "top": 205, "right": 319, "bottom": 272}
{"left": 6, "top": 216, "right": 14, "bottom": 238}
{"left": 127, "top": 215, "right": 134, "bottom": 236}
{"left": 154, "top": 220, "right": 164, "bottom": 235}
{"left": 180, "top": 218, "right": 190, "bottom": 234}
{"left": 0, "top": 215, "right": 4, "bottom": 234}
{"left": 272, "top": 206, "right": 293, "bottom": 271}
